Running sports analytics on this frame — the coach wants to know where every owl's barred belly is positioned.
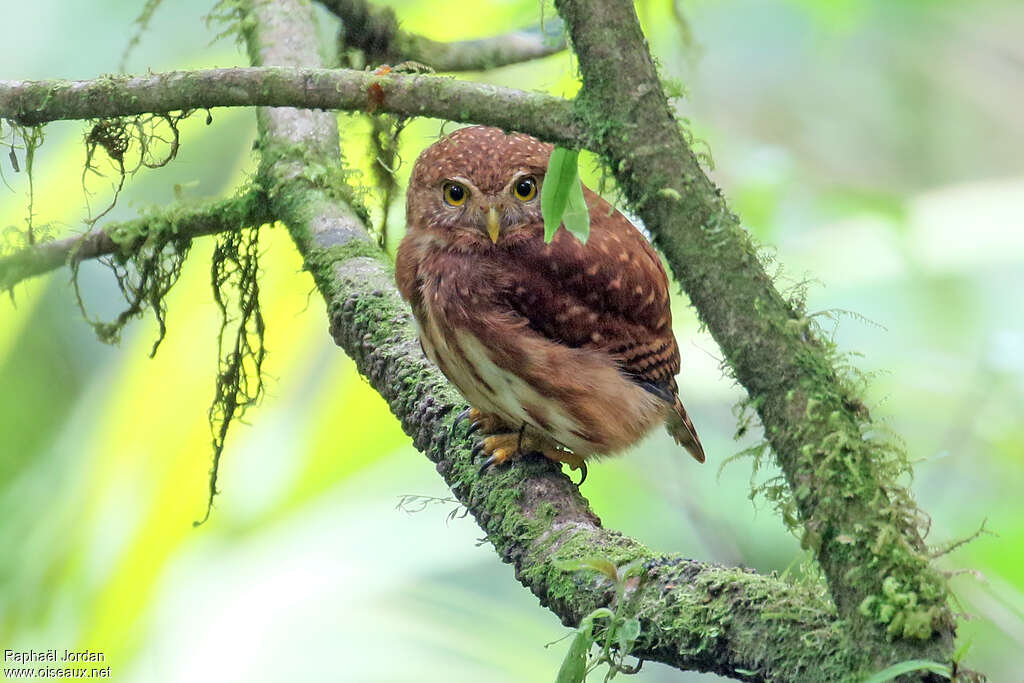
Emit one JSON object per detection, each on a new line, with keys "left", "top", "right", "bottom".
{"left": 418, "top": 312, "right": 668, "bottom": 457}
{"left": 419, "top": 314, "right": 576, "bottom": 436}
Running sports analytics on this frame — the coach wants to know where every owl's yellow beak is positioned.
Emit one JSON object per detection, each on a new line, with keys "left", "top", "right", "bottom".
{"left": 486, "top": 206, "right": 500, "bottom": 244}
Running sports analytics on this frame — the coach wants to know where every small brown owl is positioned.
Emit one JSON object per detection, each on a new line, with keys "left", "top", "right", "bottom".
{"left": 396, "top": 126, "right": 703, "bottom": 480}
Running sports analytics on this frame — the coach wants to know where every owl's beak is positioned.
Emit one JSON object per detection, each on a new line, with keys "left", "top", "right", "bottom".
{"left": 486, "top": 206, "right": 501, "bottom": 244}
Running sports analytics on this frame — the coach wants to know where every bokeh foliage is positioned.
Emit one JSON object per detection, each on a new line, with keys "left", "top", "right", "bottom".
{"left": 0, "top": 0, "right": 1021, "bottom": 681}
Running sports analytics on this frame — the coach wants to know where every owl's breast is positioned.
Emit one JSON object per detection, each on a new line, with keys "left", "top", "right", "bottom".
{"left": 416, "top": 267, "right": 515, "bottom": 422}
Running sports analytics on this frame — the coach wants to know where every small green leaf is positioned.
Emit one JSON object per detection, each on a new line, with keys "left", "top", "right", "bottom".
{"left": 555, "top": 608, "right": 612, "bottom": 683}
{"left": 617, "top": 560, "right": 646, "bottom": 582}
{"left": 554, "top": 628, "right": 591, "bottom": 683}
{"left": 555, "top": 557, "right": 618, "bottom": 581}
{"left": 541, "top": 147, "right": 586, "bottom": 243}
{"left": 952, "top": 636, "right": 974, "bottom": 664}
{"left": 616, "top": 617, "right": 641, "bottom": 654}
{"left": 561, "top": 171, "right": 590, "bottom": 243}
{"left": 863, "top": 659, "right": 952, "bottom": 683}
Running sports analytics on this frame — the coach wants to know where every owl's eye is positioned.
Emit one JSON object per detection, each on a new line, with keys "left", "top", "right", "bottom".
{"left": 443, "top": 182, "right": 468, "bottom": 206}
{"left": 513, "top": 176, "right": 538, "bottom": 202}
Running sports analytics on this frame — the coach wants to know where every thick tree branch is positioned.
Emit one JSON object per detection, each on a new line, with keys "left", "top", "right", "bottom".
{"left": 238, "top": 0, "right": 858, "bottom": 680}
{"left": 556, "top": 0, "right": 959, "bottom": 674}
{"left": 320, "top": 0, "right": 566, "bottom": 71}
{"left": 0, "top": 191, "right": 272, "bottom": 291}
{"left": 0, "top": 68, "right": 581, "bottom": 145}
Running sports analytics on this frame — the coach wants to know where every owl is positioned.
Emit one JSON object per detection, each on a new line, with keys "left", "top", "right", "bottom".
{"left": 396, "top": 126, "right": 703, "bottom": 481}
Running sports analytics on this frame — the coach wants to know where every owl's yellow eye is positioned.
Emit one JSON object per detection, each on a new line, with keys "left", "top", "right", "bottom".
{"left": 513, "top": 176, "right": 538, "bottom": 201}
{"left": 443, "top": 182, "right": 468, "bottom": 206}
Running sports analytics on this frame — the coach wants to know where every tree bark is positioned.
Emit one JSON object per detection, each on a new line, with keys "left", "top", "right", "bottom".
{"left": 0, "top": 68, "right": 579, "bottom": 143}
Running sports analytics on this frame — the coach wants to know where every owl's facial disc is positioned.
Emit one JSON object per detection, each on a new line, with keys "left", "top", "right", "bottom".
{"left": 478, "top": 172, "right": 540, "bottom": 244}
{"left": 435, "top": 174, "right": 538, "bottom": 245}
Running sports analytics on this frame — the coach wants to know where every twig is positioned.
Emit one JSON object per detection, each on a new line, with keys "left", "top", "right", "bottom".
{"left": 320, "top": 0, "right": 566, "bottom": 71}
{"left": 0, "top": 190, "right": 272, "bottom": 291}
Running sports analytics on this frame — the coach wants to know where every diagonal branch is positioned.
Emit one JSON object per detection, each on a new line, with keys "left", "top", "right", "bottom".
{"left": 0, "top": 68, "right": 581, "bottom": 144}
{"left": 555, "top": 0, "right": 959, "bottom": 673}
{"left": 0, "top": 190, "right": 272, "bottom": 292}
{"left": 239, "top": 0, "right": 858, "bottom": 680}
{"left": 320, "top": 0, "right": 566, "bottom": 71}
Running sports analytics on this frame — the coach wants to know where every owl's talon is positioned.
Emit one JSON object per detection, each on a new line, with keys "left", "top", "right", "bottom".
{"left": 474, "top": 434, "right": 523, "bottom": 474}
{"left": 468, "top": 409, "right": 510, "bottom": 435}
{"left": 537, "top": 449, "right": 588, "bottom": 486}
{"left": 451, "top": 407, "right": 472, "bottom": 435}
{"left": 478, "top": 446, "right": 517, "bottom": 474}
{"left": 573, "top": 462, "right": 588, "bottom": 486}
{"left": 478, "top": 454, "right": 505, "bottom": 475}
{"left": 465, "top": 420, "right": 482, "bottom": 436}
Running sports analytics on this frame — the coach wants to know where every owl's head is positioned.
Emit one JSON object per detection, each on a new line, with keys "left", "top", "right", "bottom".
{"left": 406, "top": 126, "right": 553, "bottom": 247}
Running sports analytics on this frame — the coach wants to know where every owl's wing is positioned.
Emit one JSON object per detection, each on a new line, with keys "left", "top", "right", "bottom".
{"left": 504, "top": 188, "right": 681, "bottom": 399}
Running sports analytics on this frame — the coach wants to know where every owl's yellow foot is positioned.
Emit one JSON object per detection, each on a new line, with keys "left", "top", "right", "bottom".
{"left": 540, "top": 449, "right": 588, "bottom": 485}
{"left": 473, "top": 432, "right": 521, "bottom": 471}
{"left": 475, "top": 429, "right": 588, "bottom": 485}
{"left": 466, "top": 408, "right": 510, "bottom": 436}
{"left": 452, "top": 408, "right": 510, "bottom": 437}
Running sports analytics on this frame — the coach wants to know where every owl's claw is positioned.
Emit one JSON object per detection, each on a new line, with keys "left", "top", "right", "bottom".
{"left": 541, "top": 449, "right": 588, "bottom": 486}
{"left": 469, "top": 409, "right": 510, "bottom": 435}
{"left": 451, "top": 407, "right": 473, "bottom": 436}
{"left": 573, "top": 462, "right": 588, "bottom": 486}
{"left": 479, "top": 449, "right": 587, "bottom": 484}
{"left": 472, "top": 430, "right": 588, "bottom": 486}
{"left": 478, "top": 445, "right": 518, "bottom": 474}
{"left": 477, "top": 453, "right": 502, "bottom": 475}
{"left": 454, "top": 408, "right": 509, "bottom": 438}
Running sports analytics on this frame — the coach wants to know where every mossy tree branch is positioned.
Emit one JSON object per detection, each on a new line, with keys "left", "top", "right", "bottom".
{"left": 0, "top": 190, "right": 272, "bottom": 292}
{"left": 0, "top": 68, "right": 580, "bottom": 144}
{"left": 554, "top": 0, "right": 958, "bottom": 673}
{"left": 320, "top": 0, "right": 566, "bottom": 71}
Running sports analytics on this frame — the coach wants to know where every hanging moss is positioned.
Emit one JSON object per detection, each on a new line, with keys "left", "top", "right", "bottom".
{"left": 73, "top": 220, "right": 191, "bottom": 355}
{"left": 81, "top": 112, "right": 186, "bottom": 227}
{"left": 0, "top": 121, "right": 49, "bottom": 251}
{"left": 196, "top": 225, "right": 265, "bottom": 525}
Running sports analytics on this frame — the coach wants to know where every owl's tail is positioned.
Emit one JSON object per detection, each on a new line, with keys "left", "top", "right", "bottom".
{"left": 666, "top": 396, "right": 705, "bottom": 463}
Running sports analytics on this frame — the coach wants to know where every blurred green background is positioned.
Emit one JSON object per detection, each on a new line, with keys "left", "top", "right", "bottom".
{"left": 1, "top": 1, "right": 1022, "bottom": 681}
